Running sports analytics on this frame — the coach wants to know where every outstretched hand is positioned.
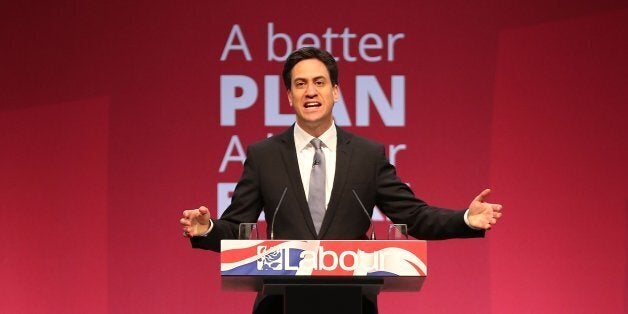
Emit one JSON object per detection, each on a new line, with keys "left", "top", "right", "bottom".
{"left": 467, "top": 189, "right": 503, "bottom": 230}
{"left": 180, "top": 206, "right": 211, "bottom": 237}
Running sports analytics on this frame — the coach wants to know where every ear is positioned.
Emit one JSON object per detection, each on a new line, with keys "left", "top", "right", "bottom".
{"left": 286, "top": 89, "right": 293, "bottom": 107}
{"left": 332, "top": 84, "right": 339, "bottom": 103}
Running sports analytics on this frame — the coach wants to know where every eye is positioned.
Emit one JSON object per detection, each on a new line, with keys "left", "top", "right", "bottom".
{"left": 294, "top": 81, "right": 305, "bottom": 88}
{"left": 315, "top": 80, "right": 325, "bottom": 87}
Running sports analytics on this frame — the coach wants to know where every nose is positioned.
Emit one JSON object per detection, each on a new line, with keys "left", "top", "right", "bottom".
{"left": 305, "top": 83, "right": 317, "bottom": 97}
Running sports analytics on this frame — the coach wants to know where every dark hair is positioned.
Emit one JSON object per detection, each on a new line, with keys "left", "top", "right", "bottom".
{"left": 282, "top": 47, "right": 338, "bottom": 90}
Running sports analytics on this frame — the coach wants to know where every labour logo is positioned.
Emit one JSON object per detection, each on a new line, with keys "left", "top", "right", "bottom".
{"left": 256, "top": 246, "right": 283, "bottom": 270}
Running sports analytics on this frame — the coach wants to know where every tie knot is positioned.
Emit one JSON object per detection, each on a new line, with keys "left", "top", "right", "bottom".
{"left": 310, "top": 138, "right": 323, "bottom": 150}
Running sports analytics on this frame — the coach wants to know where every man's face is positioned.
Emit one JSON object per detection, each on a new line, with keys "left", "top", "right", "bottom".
{"left": 287, "top": 58, "right": 339, "bottom": 134}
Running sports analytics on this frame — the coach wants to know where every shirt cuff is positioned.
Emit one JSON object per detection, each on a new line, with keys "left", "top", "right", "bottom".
{"left": 464, "top": 209, "right": 482, "bottom": 230}
{"left": 199, "top": 219, "right": 214, "bottom": 237}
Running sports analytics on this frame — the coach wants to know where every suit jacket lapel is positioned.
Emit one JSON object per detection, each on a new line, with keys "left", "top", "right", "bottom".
{"left": 318, "top": 127, "right": 353, "bottom": 238}
{"left": 278, "top": 125, "right": 318, "bottom": 237}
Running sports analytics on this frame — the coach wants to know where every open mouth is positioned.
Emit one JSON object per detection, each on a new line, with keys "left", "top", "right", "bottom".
{"left": 304, "top": 102, "right": 321, "bottom": 108}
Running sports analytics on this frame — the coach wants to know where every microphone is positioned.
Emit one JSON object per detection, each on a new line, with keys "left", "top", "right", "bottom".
{"left": 313, "top": 158, "right": 320, "bottom": 166}
{"left": 352, "top": 189, "right": 376, "bottom": 240}
{"left": 269, "top": 187, "right": 288, "bottom": 240}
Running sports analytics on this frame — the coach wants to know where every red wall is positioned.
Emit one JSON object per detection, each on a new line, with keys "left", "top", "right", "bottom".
{"left": 1, "top": 1, "right": 626, "bottom": 313}
{"left": 490, "top": 10, "right": 628, "bottom": 312}
{"left": 0, "top": 99, "right": 109, "bottom": 313}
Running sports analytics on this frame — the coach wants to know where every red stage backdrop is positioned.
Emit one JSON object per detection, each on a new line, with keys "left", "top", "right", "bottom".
{"left": 1, "top": 1, "right": 627, "bottom": 313}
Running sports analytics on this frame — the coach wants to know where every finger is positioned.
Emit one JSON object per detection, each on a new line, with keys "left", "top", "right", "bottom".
{"left": 492, "top": 204, "right": 503, "bottom": 212}
{"left": 198, "top": 206, "right": 209, "bottom": 215}
{"left": 473, "top": 189, "right": 491, "bottom": 203}
{"left": 180, "top": 218, "right": 191, "bottom": 226}
{"left": 183, "top": 209, "right": 201, "bottom": 219}
{"left": 183, "top": 226, "right": 194, "bottom": 236}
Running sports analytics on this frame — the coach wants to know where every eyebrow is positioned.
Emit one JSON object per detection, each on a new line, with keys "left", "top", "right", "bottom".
{"left": 293, "top": 75, "right": 327, "bottom": 82}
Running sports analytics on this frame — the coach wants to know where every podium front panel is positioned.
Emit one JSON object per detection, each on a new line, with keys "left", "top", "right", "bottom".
{"left": 220, "top": 240, "right": 427, "bottom": 291}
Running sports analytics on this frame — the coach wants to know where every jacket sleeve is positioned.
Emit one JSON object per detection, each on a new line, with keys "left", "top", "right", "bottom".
{"left": 373, "top": 144, "right": 485, "bottom": 240}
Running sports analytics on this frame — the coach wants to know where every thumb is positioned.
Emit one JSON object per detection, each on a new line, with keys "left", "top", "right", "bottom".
{"left": 198, "top": 206, "right": 210, "bottom": 216}
{"left": 474, "top": 189, "right": 491, "bottom": 203}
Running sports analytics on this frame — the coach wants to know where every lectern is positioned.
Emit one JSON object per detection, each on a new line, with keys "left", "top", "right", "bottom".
{"left": 221, "top": 240, "right": 427, "bottom": 314}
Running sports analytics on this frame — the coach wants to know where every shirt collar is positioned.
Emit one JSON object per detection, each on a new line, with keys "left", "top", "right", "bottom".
{"left": 294, "top": 122, "right": 337, "bottom": 152}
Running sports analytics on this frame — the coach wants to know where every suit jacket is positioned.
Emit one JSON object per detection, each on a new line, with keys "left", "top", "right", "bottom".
{"left": 191, "top": 125, "right": 483, "bottom": 251}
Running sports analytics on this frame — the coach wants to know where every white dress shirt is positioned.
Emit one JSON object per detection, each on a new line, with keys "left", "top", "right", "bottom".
{"left": 293, "top": 122, "right": 336, "bottom": 209}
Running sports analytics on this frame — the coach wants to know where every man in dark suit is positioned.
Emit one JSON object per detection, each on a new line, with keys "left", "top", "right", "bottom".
{"left": 180, "top": 47, "right": 503, "bottom": 313}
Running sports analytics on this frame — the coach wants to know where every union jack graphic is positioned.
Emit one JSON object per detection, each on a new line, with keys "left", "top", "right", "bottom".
{"left": 221, "top": 240, "right": 427, "bottom": 277}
